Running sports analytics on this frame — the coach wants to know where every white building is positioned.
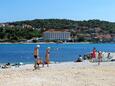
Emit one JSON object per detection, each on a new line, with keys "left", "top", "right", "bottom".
{"left": 43, "top": 31, "right": 71, "bottom": 40}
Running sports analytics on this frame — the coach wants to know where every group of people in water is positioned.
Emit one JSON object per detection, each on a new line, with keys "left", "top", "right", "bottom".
{"left": 75, "top": 47, "right": 111, "bottom": 65}
{"left": 33, "top": 45, "right": 50, "bottom": 70}
{"left": 91, "top": 47, "right": 103, "bottom": 65}
{"left": 91, "top": 47, "right": 112, "bottom": 65}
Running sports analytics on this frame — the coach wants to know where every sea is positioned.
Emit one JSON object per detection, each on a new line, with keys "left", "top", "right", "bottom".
{"left": 0, "top": 43, "right": 115, "bottom": 64}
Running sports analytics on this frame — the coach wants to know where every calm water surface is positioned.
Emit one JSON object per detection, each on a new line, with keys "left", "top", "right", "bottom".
{"left": 0, "top": 43, "right": 115, "bottom": 63}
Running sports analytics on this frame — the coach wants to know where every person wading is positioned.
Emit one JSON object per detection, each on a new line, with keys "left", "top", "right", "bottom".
{"left": 98, "top": 51, "right": 102, "bottom": 65}
{"left": 92, "top": 47, "right": 96, "bottom": 62}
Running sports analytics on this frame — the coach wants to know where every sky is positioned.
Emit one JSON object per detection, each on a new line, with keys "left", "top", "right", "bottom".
{"left": 0, "top": 0, "right": 115, "bottom": 23}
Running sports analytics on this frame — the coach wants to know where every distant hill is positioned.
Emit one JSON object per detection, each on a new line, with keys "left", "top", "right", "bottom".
{"left": 0, "top": 19, "right": 115, "bottom": 42}
{"left": 10, "top": 19, "right": 115, "bottom": 31}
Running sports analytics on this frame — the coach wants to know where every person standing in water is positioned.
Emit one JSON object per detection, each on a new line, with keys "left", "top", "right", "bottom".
{"left": 92, "top": 47, "right": 96, "bottom": 62}
{"left": 98, "top": 51, "right": 102, "bottom": 65}
{"left": 107, "top": 53, "right": 111, "bottom": 61}
{"left": 45, "top": 47, "right": 51, "bottom": 67}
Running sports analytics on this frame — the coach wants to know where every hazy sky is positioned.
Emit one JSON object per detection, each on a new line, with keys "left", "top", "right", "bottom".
{"left": 0, "top": 0, "right": 115, "bottom": 22}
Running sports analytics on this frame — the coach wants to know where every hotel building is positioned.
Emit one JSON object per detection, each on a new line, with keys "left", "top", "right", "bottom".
{"left": 43, "top": 31, "right": 71, "bottom": 40}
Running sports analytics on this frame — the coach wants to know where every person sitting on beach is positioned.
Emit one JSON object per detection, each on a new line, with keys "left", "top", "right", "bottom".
{"left": 75, "top": 55, "right": 83, "bottom": 62}
{"left": 44, "top": 47, "right": 51, "bottom": 67}
{"left": 1, "top": 63, "right": 11, "bottom": 69}
{"left": 83, "top": 55, "right": 87, "bottom": 60}
{"left": 12, "top": 62, "right": 24, "bottom": 68}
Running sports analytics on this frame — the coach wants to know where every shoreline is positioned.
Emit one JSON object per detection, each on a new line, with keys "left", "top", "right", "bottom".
{"left": 1, "top": 61, "right": 115, "bottom": 70}
{"left": 0, "top": 42, "right": 115, "bottom": 44}
{"left": 0, "top": 41, "right": 91, "bottom": 44}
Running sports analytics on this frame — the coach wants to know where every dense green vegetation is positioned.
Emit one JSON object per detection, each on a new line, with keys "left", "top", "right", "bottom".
{"left": 12, "top": 19, "right": 115, "bottom": 33}
{"left": 0, "top": 19, "right": 115, "bottom": 42}
{"left": 0, "top": 27, "right": 41, "bottom": 41}
{"left": 12, "top": 19, "right": 76, "bottom": 29}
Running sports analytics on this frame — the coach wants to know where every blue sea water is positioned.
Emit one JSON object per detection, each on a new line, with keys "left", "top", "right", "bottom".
{"left": 0, "top": 43, "right": 115, "bottom": 64}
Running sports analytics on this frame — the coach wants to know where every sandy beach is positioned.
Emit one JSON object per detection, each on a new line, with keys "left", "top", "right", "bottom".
{"left": 0, "top": 62, "right": 115, "bottom": 86}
